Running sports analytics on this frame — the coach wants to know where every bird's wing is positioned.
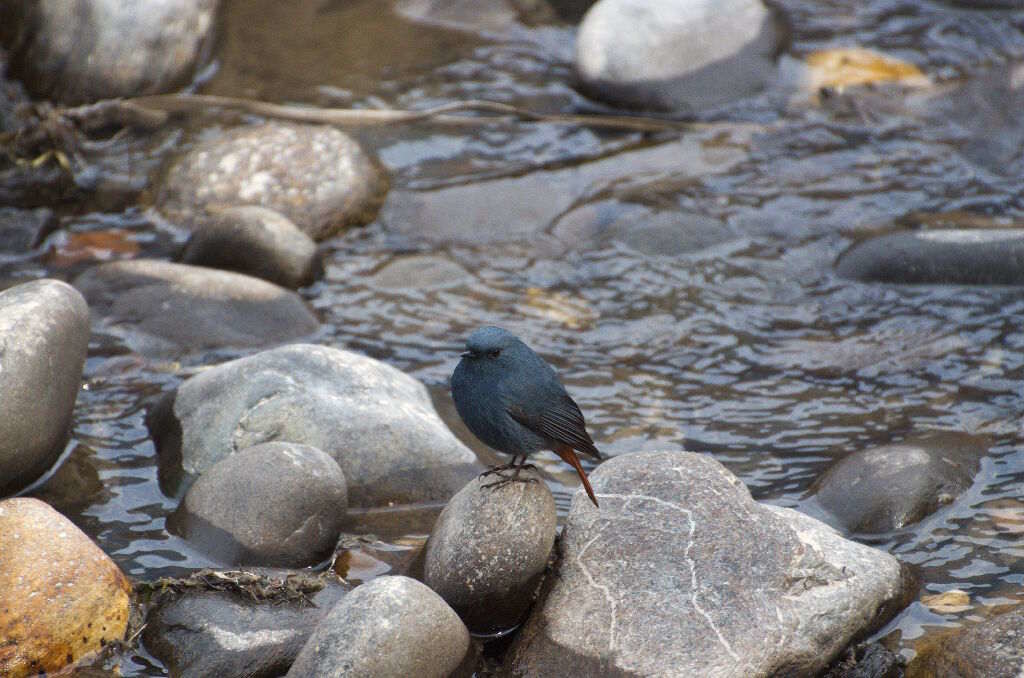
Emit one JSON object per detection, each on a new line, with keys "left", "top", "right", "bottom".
{"left": 508, "top": 394, "right": 603, "bottom": 460}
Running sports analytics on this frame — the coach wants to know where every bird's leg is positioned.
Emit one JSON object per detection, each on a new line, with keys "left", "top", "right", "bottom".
{"left": 479, "top": 455, "right": 519, "bottom": 479}
{"left": 510, "top": 454, "right": 537, "bottom": 478}
{"left": 481, "top": 455, "right": 539, "bottom": 490}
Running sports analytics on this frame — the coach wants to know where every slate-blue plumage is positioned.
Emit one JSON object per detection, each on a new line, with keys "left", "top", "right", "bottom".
{"left": 451, "top": 326, "right": 602, "bottom": 507}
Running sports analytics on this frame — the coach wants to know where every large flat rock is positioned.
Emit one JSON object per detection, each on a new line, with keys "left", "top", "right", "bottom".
{"left": 509, "top": 450, "right": 915, "bottom": 677}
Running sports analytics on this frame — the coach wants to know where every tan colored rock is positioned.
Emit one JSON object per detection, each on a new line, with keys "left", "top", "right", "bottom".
{"left": 0, "top": 498, "right": 132, "bottom": 677}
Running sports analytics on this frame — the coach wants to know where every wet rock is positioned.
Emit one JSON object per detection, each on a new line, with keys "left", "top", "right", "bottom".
{"left": 172, "top": 442, "right": 348, "bottom": 567}
{"left": 371, "top": 254, "right": 473, "bottom": 289}
{"left": 158, "top": 122, "right": 388, "bottom": 240}
{"left": 0, "top": 497, "right": 132, "bottom": 678}
{"left": 1, "top": 0, "right": 216, "bottom": 104}
{"left": 73, "top": 259, "right": 319, "bottom": 354}
{"left": 805, "top": 432, "right": 985, "bottom": 533}
{"left": 0, "top": 207, "right": 55, "bottom": 254}
{"left": 0, "top": 279, "right": 90, "bottom": 497}
{"left": 143, "top": 573, "right": 349, "bottom": 678}
{"left": 574, "top": 0, "right": 782, "bottom": 113}
{"left": 378, "top": 132, "right": 749, "bottom": 246}
{"left": 287, "top": 575, "right": 470, "bottom": 678}
{"left": 822, "top": 642, "right": 904, "bottom": 678}
{"left": 509, "top": 450, "right": 914, "bottom": 677}
{"left": 148, "top": 343, "right": 482, "bottom": 506}
{"left": 424, "top": 469, "right": 557, "bottom": 634}
{"left": 180, "top": 206, "right": 321, "bottom": 289}
{"left": 907, "top": 605, "right": 1024, "bottom": 678}
{"left": 553, "top": 200, "right": 735, "bottom": 255}
{"left": 835, "top": 229, "right": 1024, "bottom": 285}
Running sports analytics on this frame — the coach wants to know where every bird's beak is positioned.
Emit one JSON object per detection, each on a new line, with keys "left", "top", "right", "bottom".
{"left": 460, "top": 351, "right": 471, "bottom": 358}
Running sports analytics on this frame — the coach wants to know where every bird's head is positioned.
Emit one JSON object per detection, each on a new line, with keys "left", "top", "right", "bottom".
{"left": 459, "top": 326, "right": 521, "bottom": 368}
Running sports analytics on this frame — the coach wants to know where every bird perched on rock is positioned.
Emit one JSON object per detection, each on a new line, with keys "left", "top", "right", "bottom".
{"left": 451, "top": 326, "right": 603, "bottom": 507}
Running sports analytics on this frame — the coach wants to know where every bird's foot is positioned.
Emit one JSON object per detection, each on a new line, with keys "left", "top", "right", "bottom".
{"left": 479, "top": 462, "right": 538, "bottom": 480}
{"left": 481, "top": 475, "right": 539, "bottom": 491}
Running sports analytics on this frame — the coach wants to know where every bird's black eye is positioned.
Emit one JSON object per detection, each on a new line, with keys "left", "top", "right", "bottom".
{"left": 487, "top": 348, "right": 501, "bottom": 358}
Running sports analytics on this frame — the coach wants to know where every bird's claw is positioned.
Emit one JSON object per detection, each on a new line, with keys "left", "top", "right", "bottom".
{"left": 481, "top": 475, "right": 539, "bottom": 491}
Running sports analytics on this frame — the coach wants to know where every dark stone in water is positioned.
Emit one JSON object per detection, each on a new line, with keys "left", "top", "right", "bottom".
{"left": 836, "top": 229, "right": 1024, "bottom": 285}
{"left": 805, "top": 431, "right": 985, "bottom": 534}
{"left": 143, "top": 572, "right": 349, "bottom": 678}
{"left": 180, "top": 206, "right": 322, "bottom": 289}
{"left": 907, "top": 605, "right": 1024, "bottom": 678}
{"left": 822, "top": 642, "right": 904, "bottom": 678}
{"left": 73, "top": 259, "right": 320, "bottom": 355}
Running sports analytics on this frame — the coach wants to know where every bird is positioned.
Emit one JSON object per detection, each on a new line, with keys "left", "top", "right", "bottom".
{"left": 450, "top": 326, "right": 603, "bottom": 508}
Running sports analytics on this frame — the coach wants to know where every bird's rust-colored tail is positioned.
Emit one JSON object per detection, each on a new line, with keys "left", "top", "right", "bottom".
{"left": 554, "top": 443, "right": 599, "bottom": 508}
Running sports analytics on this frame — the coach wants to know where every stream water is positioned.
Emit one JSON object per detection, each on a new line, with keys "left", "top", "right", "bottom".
{"left": 5, "top": 0, "right": 1024, "bottom": 674}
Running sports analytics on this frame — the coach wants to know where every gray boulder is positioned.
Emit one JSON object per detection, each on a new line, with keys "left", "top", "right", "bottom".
{"left": 158, "top": 122, "right": 388, "bottom": 240}
{"left": 148, "top": 343, "right": 482, "bottom": 506}
{"left": 575, "top": 0, "right": 782, "bottom": 113}
{"left": 509, "top": 450, "right": 915, "bottom": 677}
{"left": 180, "top": 206, "right": 321, "bottom": 289}
{"left": 907, "top": 605, "right": 1024, "bottom": 677}
{"left": 425, "top": 469, "right": 557, "bottom": 634}
{"left": 371, "top": 254, "right": 472, "bottom": 290}
{"left": 836, "top": 229, "right": 1024, "bottom": 284}
{"left": 173, "top": 442, "right": 347, "bottom": 566}
{"left": 73, "top": 259, "right": 319, "bottom": 354}
{"left": 287, "top": 575, "right": 470, "bottom": 678}
{"left": 143, "top": 572, "right": 349, "bottom": 678}
{"left": 1, "top": 0, "right": 217, "bottom": 104}
{"left": 804, "top": 432, "right": 984, "bottom": 533}
{"left": 0, "top": 279, "right": 90, "bottom": 497}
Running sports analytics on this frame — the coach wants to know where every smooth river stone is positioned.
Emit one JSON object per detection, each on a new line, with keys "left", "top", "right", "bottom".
{"left": 0, "top": 279, "right": 90, "bottom": 497}
{"left": 0, "top": 497, "right": 132, "bottom": 678}
{"left": 836, "top": 229, "right": 1024, "bottom": 284}
{"left": 158, "top": 122, "right": 388, "bottom": 240}
{"left": 424, "top": 469, "right": 557, "bottom": 634}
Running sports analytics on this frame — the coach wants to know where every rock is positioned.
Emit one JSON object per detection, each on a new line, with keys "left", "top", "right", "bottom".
{"left": 425, "top": 469, "right": 557, "bottom": 634}
{"left": 371, "top": 254, "right": 472, "bottom": 289}
{"left": 180, "top": 206, "right": 321, "bottom": 289}
{"left": 147, "top": 343, "right": 482, "bottom": 506}
{"left": 822, "top": 642, "right": 904, "bottom": 678}
{"left": 158, "top": 122, "right": 387, "bottom": 240}
{"left": 0, "top": 498, "right": 132, "bottom": 677}
{"left": 1, "top": 0, "right": 216, "bottom": 104}
{"left": 378, "top": 132, "right": 749, "bottom": 246}
{"left": 509, "top": 450, "right": 914, "bottom": 677}
{"left": 574, "top": 0, "right": 783, "bottom": 113}
{"left": 0, "top": 279, "right": 90, "bottom": 497}
{"left": 835, "top": 229, "right": 1024, "bottom": 284}
{"left": 804, "top": 432, "right": 985, "bottom": 533}
{"left": 143, "top": 572, "right": 349, "bottom": 678}
{"left": 0, "top": 207, "right": 55, "bottom": 254}
{"left": 287, "top": 575, "right": 470, "bottom": 678}
{"left": 907, "top": 605, "right": 1024, "bottom": 677}
{"left": 73, "top": 259, "right": 319, "bottom": 354}
{"left": 172, "top": 442, "right": 348, "bottom": 567}
{"left": 553, "top": 200, "right": 735, "bottom": 255}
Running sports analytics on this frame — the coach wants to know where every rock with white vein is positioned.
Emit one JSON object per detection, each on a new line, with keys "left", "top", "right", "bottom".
{"left": 508, "top": 450, "right": 915, "bottom": 677}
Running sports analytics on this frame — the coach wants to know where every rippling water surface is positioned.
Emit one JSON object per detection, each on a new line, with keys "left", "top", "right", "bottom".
{"left": 6, "top": 0, "right": 1024, "bottom": 673}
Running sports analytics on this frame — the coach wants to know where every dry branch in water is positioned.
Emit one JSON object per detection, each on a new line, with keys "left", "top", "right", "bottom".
{"left": 62, "top": 93, "right": 692, "bottom": 133}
